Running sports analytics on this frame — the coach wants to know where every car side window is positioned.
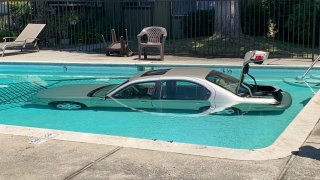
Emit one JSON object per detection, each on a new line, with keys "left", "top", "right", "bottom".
{"left": 160, "top": 80, "right": 211, "bottom": 100}
{"left": 112, "top": 82, "right": 156, "bottom": 99}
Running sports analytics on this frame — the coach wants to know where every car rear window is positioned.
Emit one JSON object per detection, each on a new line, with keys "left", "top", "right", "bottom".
{"left": 206, "top": 70, "right": 239, "bottom": 94}
{"left": 141, "top": 69, "right": 169, "bottom": 77}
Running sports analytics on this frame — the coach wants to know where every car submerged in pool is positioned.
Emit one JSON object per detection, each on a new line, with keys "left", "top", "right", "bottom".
{"left": 30, "top": 51, "right": 292, "bottom": 114}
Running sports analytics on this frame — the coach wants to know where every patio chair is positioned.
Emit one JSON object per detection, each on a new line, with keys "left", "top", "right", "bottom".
{"left": 102, "top": 29, "right": 133, "bottom": 57}
{"left": 0, "top": 23, "right": 46, "bottom": 57}
{"left": 137, "top": 26, "right": 167, "bottom": 60}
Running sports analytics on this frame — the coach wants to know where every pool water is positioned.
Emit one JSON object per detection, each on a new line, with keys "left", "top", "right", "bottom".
{"left": 0, "top": 64, "right": 318, "bottom": 149}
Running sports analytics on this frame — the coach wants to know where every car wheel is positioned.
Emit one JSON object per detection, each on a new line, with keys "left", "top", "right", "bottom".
{"left": 51, "top": 102, "right": 86, "bottom": 110}
{"left": 198, "top": 106, "right": 211, "bottom": 113}
{"left": 216, "top": 107, "right": 241, "bottom": 115}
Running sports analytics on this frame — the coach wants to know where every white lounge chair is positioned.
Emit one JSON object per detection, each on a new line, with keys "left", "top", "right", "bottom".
{"left": 0, "top": 23, "right": 46, "bottom": 57}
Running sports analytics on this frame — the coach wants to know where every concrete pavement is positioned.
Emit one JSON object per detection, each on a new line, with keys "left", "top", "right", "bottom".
{"left": 1, "top": 49, "right": 319, "bottom": 68}
{"left": 0, "top": 127, "right": 319, "bottom": 179}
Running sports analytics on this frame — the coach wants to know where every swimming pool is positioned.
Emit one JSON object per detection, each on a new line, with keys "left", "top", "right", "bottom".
{"left": 0, "top": 63, "right": 318, "bottom": 150}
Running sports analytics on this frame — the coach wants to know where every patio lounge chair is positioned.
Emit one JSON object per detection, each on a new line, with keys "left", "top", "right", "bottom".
{"left": 137, "top": 26, "right": 167, "bottom": 60}
{"left": 102, "top": 29, "right": 133, "bottom": 56}
{"left": 0, "top": 23, "right": 46, "bottom": 57}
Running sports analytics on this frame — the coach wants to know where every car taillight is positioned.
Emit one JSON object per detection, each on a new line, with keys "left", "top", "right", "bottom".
{"left": 255, "top": 55, "right": 264, "bottom": 60}
{"left": 244, "top": 50, "right": 269, "bottom": 65}
{"left": 250, "top": 51, "right": 268, "bottom": 64}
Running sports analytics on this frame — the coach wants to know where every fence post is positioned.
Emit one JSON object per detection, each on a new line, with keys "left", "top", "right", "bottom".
{"left": 6, "top": 0, "right": 11, "bottom": 36}
{"left": 312, "top": 0, "right": 316, "bottom": 60}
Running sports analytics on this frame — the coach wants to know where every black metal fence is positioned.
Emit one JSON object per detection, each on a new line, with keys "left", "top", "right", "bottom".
{"left": 0, "top": 0, "right": 319, "bottom": 58}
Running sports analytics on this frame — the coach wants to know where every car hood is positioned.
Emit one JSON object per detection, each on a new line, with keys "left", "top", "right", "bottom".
{"left": 36, "top": 84, "right": 108, "bottom": 98}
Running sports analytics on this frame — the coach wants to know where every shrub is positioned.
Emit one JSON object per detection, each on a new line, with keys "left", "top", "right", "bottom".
{"left": 286, "top": 0, "right": 320, "bottom": 45}
{"left": 183, "top": 10, "right": 214, "bottom": 38}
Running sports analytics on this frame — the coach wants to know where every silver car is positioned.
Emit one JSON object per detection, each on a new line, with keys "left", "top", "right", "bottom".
{"left": 30, "top": 52, "right": 292, "bottom": 114}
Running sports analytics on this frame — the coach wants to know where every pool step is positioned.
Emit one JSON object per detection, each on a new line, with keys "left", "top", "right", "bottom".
{"left": 0, "top": 81, "right": 45, "bottom": 105}
{"left": 0, "top": 77, "right": 129, "bottom": 111}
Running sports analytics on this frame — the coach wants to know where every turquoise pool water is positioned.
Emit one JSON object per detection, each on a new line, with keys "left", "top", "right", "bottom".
{"left": 0, "top": 64, "right": 318, "bottom": 149}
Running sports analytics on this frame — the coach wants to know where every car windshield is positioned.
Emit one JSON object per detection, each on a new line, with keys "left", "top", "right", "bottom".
{"left": 141, "top": 69, "right": 169, "bottom": 77}
{"left": 89, "top": 81, "right": 129, "bottom": 97}
{"left": 206, "top": 70, "right": 239, "bottom": 94}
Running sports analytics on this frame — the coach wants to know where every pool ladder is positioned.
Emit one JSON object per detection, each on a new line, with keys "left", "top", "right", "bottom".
{"left": 301, "top": 55, "right": 320, "bottom": 80}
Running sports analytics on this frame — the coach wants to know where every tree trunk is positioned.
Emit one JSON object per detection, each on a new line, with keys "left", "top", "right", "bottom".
{"left": 214, "top": 0, "right": 241, "bottom": 37}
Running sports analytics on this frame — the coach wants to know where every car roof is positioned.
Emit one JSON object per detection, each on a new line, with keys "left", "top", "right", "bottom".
{"left": 129, "top": 68, "right": 212, "bottom": 82}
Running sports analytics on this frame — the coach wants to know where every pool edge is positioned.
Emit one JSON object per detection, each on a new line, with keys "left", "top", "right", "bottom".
{"left": 1, "top": 60, "right": 320, "bottom": 69}
{"left": 0, "top": 90, "right": 319, "bottom": 161}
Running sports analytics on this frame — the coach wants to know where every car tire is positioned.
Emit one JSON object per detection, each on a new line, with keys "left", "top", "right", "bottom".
{"left": 216, "top": 107, "right": 242, "bottom": 115}
{"left": 51, "top": 102, "right": 86, "bottom": 110}
{"left": 198, "top": 106, "right": 211, "bottom": 113}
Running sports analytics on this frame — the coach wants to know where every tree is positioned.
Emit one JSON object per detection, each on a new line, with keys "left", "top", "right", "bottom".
{"left": 214, "top": 0, "right": 241, "bottom": 37}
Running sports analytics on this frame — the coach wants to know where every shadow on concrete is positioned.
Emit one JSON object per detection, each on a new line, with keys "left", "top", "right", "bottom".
{"left": 292, "top": 145, "right": 320, "bottom": 160}
{"left": 1, "top": 50, "right": 37, "bottom": 57}
{"left": 132, "top": 57, "right": 164, "bottom": 61}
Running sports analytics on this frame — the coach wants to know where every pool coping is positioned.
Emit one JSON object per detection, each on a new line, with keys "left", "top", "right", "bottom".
{"left": 0, "top": 90, "right": 319, "bottom": 161}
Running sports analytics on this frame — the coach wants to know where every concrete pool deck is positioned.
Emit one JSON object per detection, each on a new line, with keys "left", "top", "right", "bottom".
{"left": 0, "top": 50, "right": 320, "bottom": 179}
{"left": 1, "top": 49, "right": 320, "bottom": 68}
